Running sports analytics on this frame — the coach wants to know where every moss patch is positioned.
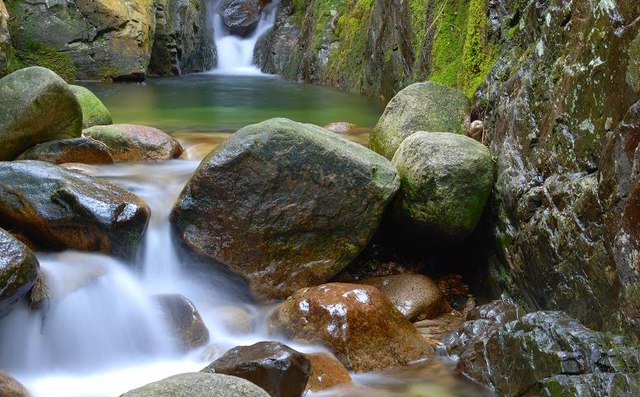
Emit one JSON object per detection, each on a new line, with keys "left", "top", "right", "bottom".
{"left": 10, "top": 39, "right": 76, "bottom": 83}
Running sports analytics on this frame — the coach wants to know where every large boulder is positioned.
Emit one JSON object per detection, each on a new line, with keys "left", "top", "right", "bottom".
{"left": 369, "top": 82, "right": 470, "bottom": 159}
{"left": 0, "top": 228, "right": 39, "bottom": 318}
{"left": 171, "top": 118, "right": 399, "bottom": 299}
{"left": 69, "top": 85, "right": 113, "bottom": 128}
{"left": 0, "top": 161, "right": 150, "bottom": 260}
{"left": 220, "top": 0, "right": 261, "bottom": 37}
{"left": 0, "top": 0, "right": 9, "bottom": 77}
{"left": 268, "top": 283, "right": 434, "bottom": 372}
{"left": 155, "top": 294, "right": 209, "bottom": 351}
{"left": 6, "top": 0, "right": 156, "bottom": 81}
{"left": 149, "top": 0, "right": 215, "bottom": 76}
{"left": 0, "top": 370, "right": 29, "bottom": 397}
{"left": 17, "top": 137, "right": 114, "bottom": 165}
{"left": 0, "top": 66, "right": 82, "bottom": 160}
{"left": 121, "top": 372, "right": 270, "bottom": 397}
{"left": 202, "top": 341, "right": 310, "bottom": 397}
{"left": 83, "top": 124, "right": 184, "bottom": 162}
{"left": 391, "top": 132, "right": 494, "bottom": 242}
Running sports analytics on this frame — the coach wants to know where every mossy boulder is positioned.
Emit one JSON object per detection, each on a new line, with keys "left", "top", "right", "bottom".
{"left": 121, "top": 372, "right": 270, "bottom": 397}
{"left": 0, "top": 227, "right": 39, "bottom": 318}
{"left": 69, "top": 85, "right": 112, "bottom": 128}
{"left": 0, "top": 160, "right": 150, "bottom": 260}
{"left": 370, "top": 82, "right": 470, "bottom": 159}
{"left": 0, "top": 66, "right": 82, "bottom": 160}
{"left": 391, "top": 132, "right": 494, "bottom": 242}
{"left": 17, "top": 137, "right": 114, "bottom": 165}
{"left": 171, "top": 118, "right": 399, "bottom": 300}
{"left": 0, "top": 0, "right": 9, "bottom": 77}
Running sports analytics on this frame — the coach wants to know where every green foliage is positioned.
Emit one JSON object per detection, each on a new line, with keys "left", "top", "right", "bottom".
{"left": 428, "top": 0, "right": 469, "bottom": 88}
{"left": 460, "top": 0, "right": 497, "bottom": 96}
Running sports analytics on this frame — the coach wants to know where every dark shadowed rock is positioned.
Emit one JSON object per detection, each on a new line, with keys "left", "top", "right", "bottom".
{"left": 69, "top": 85, "right": 113, "bottom": 128}
{"left": 0, "top": 228, "right": 39, "bottom": 318}
{"left": 171, "top": 118, "right": 399, "bottom": 300}
{"left": 202, "top": 341, "right": 310, "bottom": 397}
{"left": 306, "top": 352, "right": 352, "bottom": 392}
{"left": 268, "top": 283, "right": 434, "bottom": 372}
{"left": 17, "top": 137, "right": 114, "bottom": 165}
{"left": 0, "top": 0, "right": 9, "bottom": 77}
{"left": 120, "top": 372, "right": 270, "bottom": 397}
{"left": 221, "top": 0, "right": 261, "bottom": 37}
{"left": 0, "top": 370, "right": 29, "bottom": 397}
{"left": 0, "top": 67, "right": 82, "bottom": 160}
{"left": 155, "top": 294, "right": 209, "bottom": 351}
{"left": 0, "top": 161, "right": 150, "bottom": 260}
{"left": 253, "top": 1, "right": 300, "bottom": 76}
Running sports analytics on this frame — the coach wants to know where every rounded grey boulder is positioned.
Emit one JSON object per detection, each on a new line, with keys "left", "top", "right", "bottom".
{"left": 120, "top": 372, "right": 270, "bottom": 397}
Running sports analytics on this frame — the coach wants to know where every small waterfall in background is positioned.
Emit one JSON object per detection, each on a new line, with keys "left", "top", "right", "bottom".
{"left": 209, "top": 0, "right": 280, "bottom": 74}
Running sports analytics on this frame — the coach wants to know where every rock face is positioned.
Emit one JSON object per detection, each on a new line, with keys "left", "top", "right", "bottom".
{"left": 369, "top": 82, "right": 470, "bottom": 159}
{"left": 83, "top": 124, "right": 184, "bottom": 162}
{"left": 0, "top": 161, "right": 150, "bottom": 260}
{"left": 202, "top": 341, "right": 310, "bottom": 397}
{"left": 443, "top": 301, "right": 640, "bottom": 397}
{"left": 0, "top": 0, "right": 9, "bottom": 77}
{"left": 121, "top": 372, "right": 270, "bottom": 397}
{"left": 171, "top": 118, "right": 399, "bottom": 300}
{"left": 149, "top": 0, "right": 215, "bottom": 76}
{"left": 0, "top": 67, "right": 82, "bottom": 160}
{"left": 252, "top": 1, "right": 300, "bottom": 76}
{"left": 268, "top": 283, "right": 434, "bottom": 372}
{"left": 69, "top": 85, "right": 113, "bottom": 128}
{"left": 6, "top": 0, "right": 156, "bottom": 81}
{"left": 220, "top": 0, "right": 261, "bottom": 37}
{"left": 155, "top": 294, "right": 209, "bottom": 351}
{"left": 17, "top": 137, "right": 114, "bottom": 165}
{"left": 0, "top": 228, "right": 39, "bottom": 318}
{"left": 0, "top": 370, "right": 29, "bottom": 397}
{"left": 391, "top": 132, "right": 494, "bottom": 242}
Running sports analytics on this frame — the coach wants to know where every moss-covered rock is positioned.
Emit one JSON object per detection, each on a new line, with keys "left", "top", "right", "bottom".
{"left": 69, "top": 85, "right": 112, "bottom": 128}
{"left": 171, "top": 118, "right": 399, "bottom": 300}
{"left": 0, "top": 66, "right": 82, "bottom": 160}
{"left": 370, "top": 82, "right": 470, "bottom": 159}
{"left": 0, "top": 227, "right": 39, "bottom": 318}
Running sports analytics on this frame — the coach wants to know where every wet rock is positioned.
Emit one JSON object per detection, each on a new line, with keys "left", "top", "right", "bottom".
{"left": 0, "top": 0, "right": 9, "bottom": 77}
{"left": 220, "top": 0, "right": 261, "bottom": 37}
{"left": 253, "top": 2, "right": 301, "bottom": 77}
{"left": 211, "top": 305, "right": 255, "bottom": 334}
{"left": 306, "top": 352, "right": 352, "bottom": 392}
{"left": 171, "top": 118, "right": 399, "bottom": 300}
{"left": 0, "top": 227, "right": 39, "bottom": 318}
{"left": 0, "top": 160, "right": 150, "bottom": 260}
{"left": 17, "top": 137, "right": 114, "bottom": 165}
{"left": 28, "top": 269, "right": 50, "bottom": 311}
{"left": 369, "top": 82, "right": 470, "bottom": 159}
{"left": 323, "top": 122, "right": 361, "bottom": 134}
{"left": 0, "top": 66, "right": 82, "bottom": 160}
{"left": 202, "top": 341, "right": 310, "bottom": 397}
{"left": 149, "top": 0, "right": 215, "bottom": 76}
{"left": 120, "top": 372, "right": 270, "bottom": 397}
{"left": 443, "top": 301, "right": 640, "bottom": 397}
{"left": 69, "top": 85, "right": 113, "bottom": 128}
{"left": 268, "top": 283, "right": 434, "bottom": 372}
{"left": 358, "top": 273, "right": 449, "bottom": 321}
{"left": 83, "top": 124, "right": 184, "bottom": 162}
{"left": 155, "top": 294, "right": 209, "bottom": 351}
{"left": 391, "top": 132, "right": 494, "bottom": 242}
{"left": 0, "top": 370, "right": 29, "bottom": 397}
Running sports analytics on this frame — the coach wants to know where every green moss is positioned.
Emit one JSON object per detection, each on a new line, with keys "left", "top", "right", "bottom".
{"left": 428, "top": 0, "right": 469, "bottom": 88}
{"left": 409, "top": 0, "right": 429, "bottom": 64}
{"left": 10, "top": 39, "right": 76, "bottom": 83}
{"left": 461, "top": 0, "right": 497, "bottom": 96}
{"left": 99, "top": 66, "right": 120, "bottom": 82}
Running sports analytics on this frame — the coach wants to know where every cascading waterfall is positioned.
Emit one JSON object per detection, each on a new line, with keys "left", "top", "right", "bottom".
{"left": 209, "top": 0, "right": 280, "bottom": 74}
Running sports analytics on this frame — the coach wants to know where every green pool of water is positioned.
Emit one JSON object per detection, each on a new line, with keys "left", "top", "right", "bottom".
{"left": 82, "top": 73, "right": 384, "bottom": 134}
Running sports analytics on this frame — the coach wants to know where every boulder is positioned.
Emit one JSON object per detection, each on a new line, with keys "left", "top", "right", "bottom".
{"left": 6, "top": 0, "right": 156, "bottom": 81}
{"left": 0, "top": 228, "right": 39, "bottom": 317}
{"left": 369, "top": 82, "right": 470, "bottom": 159}
{"left": 17, "top": 137, "right": 114, "bottom": 165}
{"left": 268, "top": 283, "right": 434, "bottom": 372}
{"left": 252, "top": 2, "right": 301, "bottom": 77}
{"left": 220, "top": 0, "right": 261, "bottom": 37}
{"left": 306, "top": 352, "right": 352, "bottom": 392}
{"left": 83, "top": 124, "right": 184, "bottom": 162}
{"left": 0, "top": 370, "right": 29, "bottom": 397}
{"left": 69, "top": 85, "right": 113, "bottom": 128}
{"left": 171, "top": 118, "right": 399, "bottom": 300}
{"left": 0, "top": 66, "right": 82, "bottom": 160}
{"left": 0, "top": 160, "right": 150, "bottom": 260}
{"left": 149, "top": 0, "right": 215, "bottom": 76}
{"left": 391, "top": 132, "right": 494, "bottom": 242}
{"left": 120, "top": 372, "right": 270, "bottom": 397}
{"left": 202, "top": 341, "right": 310, "bottom": 397}
{"left": 358, "top": 273, "right": 449, "bottom": 321}
{"left": 0, "top": 0, "right": 9, "bottom": 77}
{"left": 155, "top": 294, "right": 209, "bottom": 351}
{"left": 323, "top": 122, "right": 361, "bottom": 134}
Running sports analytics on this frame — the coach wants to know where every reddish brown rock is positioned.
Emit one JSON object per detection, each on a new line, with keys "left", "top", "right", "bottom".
{"left": 17, "top": 137, "right": 113, "bottom": 164}
{"left": 306, "top": 352, "right": 352, "bottom": 392}
{"left": 155, "top": 294, "right": 209, "bottom": 351}
{"left": 0, "top": 371, "right": 28, "bottom": 397}
{"left": 323, "top": 122, "right": 360, "bottom": 134}
{"left": 268, "top": 283, "right": 434, "bottom": 372}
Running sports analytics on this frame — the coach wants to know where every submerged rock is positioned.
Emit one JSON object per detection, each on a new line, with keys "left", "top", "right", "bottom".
{"left": 0, "top": 228, "right": 39, "bottom": 318}
{"left": 69, "top": 85, "right": 113, "bottom": 128}
{"left": 202, "top": 341, "right": 310, "bottom": 397}
{"left": 155, "top": 294, "right": 209, "bottom": 351}
{"left": 121, "top": 372, "right": 270, "bottom": 397}
{"left": 391, "top": 132, "right": 494, "bottom": 242}
{"left": 83, "top": 124, "right": 183, "bottom": 162}
{"left": 369, "top": 82, "right": 470, "bottom": 159}
{"left": 0, "top": 370, "right": 29, "bottom": 397}
{"left": 268, "top": 283, "right": 434, "bottom": 372}
{"left": 17, "top": 137, "right": 114, "bottom": 165}
{"left": 0, "top": 0, "right": 9, "bottom": 77}
{"left": 221, "top": 0, "right": 261, "bottom": 37}
{"left": 0, "top": 67, "right": 82, "bottom": 160}
{"left": 171, "top": 118, "right": 399, "bottom": 299}
{"left": 306, "top": 352, "right": 352, "bottom": 393}
{"left": 0, "top": 161, "right": 150, "bottom": 260}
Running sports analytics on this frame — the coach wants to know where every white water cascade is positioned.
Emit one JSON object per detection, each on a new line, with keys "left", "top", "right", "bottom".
{"left": 209, "top": 0, "right": 280, "bottom": 74}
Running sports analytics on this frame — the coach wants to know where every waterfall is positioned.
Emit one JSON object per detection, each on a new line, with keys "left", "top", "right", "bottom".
{"left": 209, "top": 0, "right": 280, "bottom": 75}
